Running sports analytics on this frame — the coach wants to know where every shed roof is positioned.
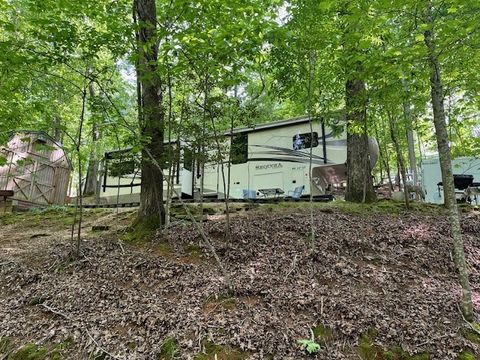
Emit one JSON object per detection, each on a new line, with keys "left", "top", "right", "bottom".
{"left": 4, "top": 130, "right": 72, "bottom": 169}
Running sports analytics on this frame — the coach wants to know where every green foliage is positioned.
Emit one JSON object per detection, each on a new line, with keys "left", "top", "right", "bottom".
{"left": 297, "top": 338, "right": 321, "bottom": 354}
{"left": 298, "top": 328, "right": 321, "bottom": 354}
{"left": 0, "top": 155, "right": 7, "bottom": 166}
{"left": 458, "top": 351, "right": 476, "bottom": 360}
{"left": 0, "top": 0, "right": 136, "bottom": 178}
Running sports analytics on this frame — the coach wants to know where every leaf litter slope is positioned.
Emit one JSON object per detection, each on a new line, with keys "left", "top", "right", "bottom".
{"left": 0, "top": 207, "right": 479, "bottom": 359}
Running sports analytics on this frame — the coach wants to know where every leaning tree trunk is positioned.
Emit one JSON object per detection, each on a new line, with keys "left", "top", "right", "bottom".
{"left": 424, "top": 0, "right": 473, "bottom": 321}
{"left": 135, "top": 0, "right": 165, "bottom": 228}
{"left": 345, "top": 77, "right": 376, "bottom": 203}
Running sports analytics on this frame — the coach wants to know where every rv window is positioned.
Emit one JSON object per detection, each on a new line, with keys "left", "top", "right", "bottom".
{"left": 231, "top": 133, "right": 248, "bottom": 164}
{"left": 292, "top": 132, "right": 319, "bottom": 150}
{"left": 109, "top": 159, "right": 135, "bottom": 177}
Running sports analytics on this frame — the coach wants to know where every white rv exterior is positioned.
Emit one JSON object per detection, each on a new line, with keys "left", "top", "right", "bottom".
{"left": 100, "top": 116, "right": 379, "bottom": 203}
{"left": 203, "top": 117, "right": 373, "bottom": 199}
{"left": 421, "top": 156, "right": 480, "bottom": 204}
{"left": 100, "top": 143, "right": 194, "bottom": 204}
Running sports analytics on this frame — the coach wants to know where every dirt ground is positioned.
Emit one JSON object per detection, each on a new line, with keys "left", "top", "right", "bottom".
{"left": 1, "top": 203, "right": 480, "bottom": 359}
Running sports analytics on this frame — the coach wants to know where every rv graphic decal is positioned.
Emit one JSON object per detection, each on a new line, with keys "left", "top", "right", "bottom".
{"left": 250, "top": 144, "right": 330, "bottom": 165}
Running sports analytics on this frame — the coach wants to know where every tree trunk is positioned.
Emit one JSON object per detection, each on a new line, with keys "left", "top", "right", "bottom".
{"left": 405, "top": 123, "right": 417, "bottom": 184}
{"left": 83, "top": 127, "right": 99, "bottom": 196}
{"left": 424, "top": 0, "right": 473, "bottom": 321}
{"left": 345, "top": 77, "right": 376, "bottom": 203}
{"left": 135, "top": 0, "right": 165, "bottom": 228}
{"left": 307, "top": 52, "right": 316, "bottom": 246}
{"left": 84, "top": 81, "right": 100, "bottom": 197}
{"left": 387, "top": 110, "right": 410, "bottom": 209}
{"left": 374, "top": 120, "right": 393, "bottom": 194}
{"left": 402, "top": 81, "right": 418, "bottom": 186}
{"left": 72, "top": 87, "right": 87, "bottom": 259}
{"left": 164, "top": 70, "right": 174, "bottom": 230}
{"left": 52, "top": 115, "right": 62, "bottom": 142}
{"left": 383, "top": 146, "right": 394, "bottom": 193}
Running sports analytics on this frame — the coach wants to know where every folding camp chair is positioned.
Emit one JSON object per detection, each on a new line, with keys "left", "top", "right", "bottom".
{"left": 287, "top": 185, "right": 305, "bottom": 199}
{"left": 242, "top": 189, "right": 257, "bottom": 199}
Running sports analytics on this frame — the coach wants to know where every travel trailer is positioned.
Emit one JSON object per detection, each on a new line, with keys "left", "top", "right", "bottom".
{"left": 421, "top": 156, "right": 480, "bottom": 204}
{"left": 100, "top": 116, "right": 379, "bottom": 204}
{"left": 202, "top": 116, "right": 378, "bottom": 199}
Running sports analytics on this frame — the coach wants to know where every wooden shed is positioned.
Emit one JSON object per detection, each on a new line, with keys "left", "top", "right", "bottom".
{"left": 0, "top": 131, "right": 71, "bottom": 208}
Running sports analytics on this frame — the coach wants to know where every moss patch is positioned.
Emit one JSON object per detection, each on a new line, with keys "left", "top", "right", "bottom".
{"left": 458, "top": 351, "right": 476, "bottom": 360}
{"left": 357, "top": 329, "right": 382, "bottom": 359}
{"left": 185, "top": 244, "right": 202, "bottom": 257}
{"left": 123, "top": 216, "right": 159, "bottom": 244}
{"left": 158, "top": 337, "right": 179, "bottom": 359}
{"left": 202, "top": 206, "right": 217, "bottom": 215}
{"left": 0, "top": 206, "right": 106, "bottom": 228}
{"left": 357, "top": 330, "right": 429, "bottom": 360}
{"left": 383, "top": 347, "right": 430, "bottom": 360}
{"left": 334, "top": 200, "right": 442, "bottom": 216}
{"left": 0, "top": 337, "right": 73, "bottom": 360}
{"left": 463, "top": 323, "right": 480, "bottom": 345}
{"left": 0, "top": 337, "right": 11, "bottom": 354}
{"left": 312, "top": 324, "right": 334, "bottom": 345}
{"left": 255, "top": 200, "right": 444, "bottom": 217}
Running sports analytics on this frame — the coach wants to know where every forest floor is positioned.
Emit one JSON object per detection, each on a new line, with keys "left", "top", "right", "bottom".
{"left": 1, "top": 201, "right": 480, "bottom": 359}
